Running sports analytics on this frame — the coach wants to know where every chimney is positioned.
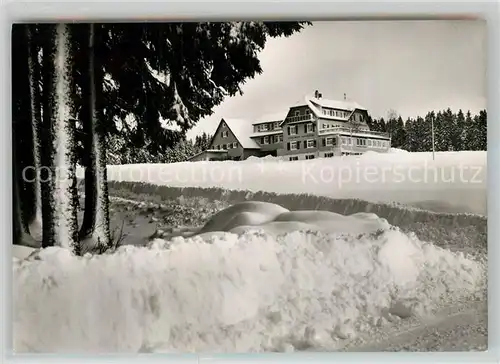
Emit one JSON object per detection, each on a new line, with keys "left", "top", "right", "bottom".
{"left": 314, "top": 90, "right": 319, "bottom": 98}
{"left": 344, "top": 93, "right": 347, "bottom": 100}
{"left": 318, "top": 92, "right": 322, "bottom": 98}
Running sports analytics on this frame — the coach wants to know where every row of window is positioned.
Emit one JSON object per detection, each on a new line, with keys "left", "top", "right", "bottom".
{"left": 289, "top": 154, "right": 317, "bottom": 161}
{"left": 293, "top": 109, "right": 311, "bottom": 117}
{"left": 253, "top": 122, "right": 281, "bottom": 133}
{"left": 288, "top": 122, "right": 374, "bottom": 136}
{"left": 214, "top": 142, "right": 238, "bottom": 150}
{"left": 287, "top": 123, "right": 316, "bottom": 135}
{"left": 321, "top": 109, "right": 364, "bottom": 122}
{"left": 252, "top": 109, "right": 365, "bottom": 135}
{"left": 288, "top": 152, "right": 363, "bottom": 161}
{"left": 261, "top": 134, "right": 283, "bottom": 145}
{"left": 288, "top": 151, "right": 373, "bottom": 161}
{"left": 285, "top": 137, "right": 389, "bottom": 151}
{"left": 322, "top": 109, "right": 350, "bottom": 118}
{"left": 341, "top": 137, "right": 389, "bottom": 148}
{"left": 287, "top": 139, "right": 317, "bottom": 151}
{"left": 216, "top": 137, "right": 388, "bottom": 151}
{"left": 321, "top": 123, "right": 370, "bottom": 132}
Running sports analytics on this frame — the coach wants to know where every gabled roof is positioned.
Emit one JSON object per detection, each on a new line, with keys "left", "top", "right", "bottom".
{"left": 219, "top": 118, "right": 260, "bottom": 149}
{"left": 252, "top": 110, "right": 289, "bottom": 125}
{"left": 290, "top": 94, "right": 367, "bottom": 122}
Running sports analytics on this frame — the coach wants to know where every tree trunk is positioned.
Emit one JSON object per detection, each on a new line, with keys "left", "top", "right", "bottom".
{"left": 79, "top": 23, "right": 111, "bottom": 252}
{"left": 40, "top": 23, "right": 79, "bottom": 250}
{"left": 11, "top": 24, "right": 38, "bottom": 246}
{"left": 40, "top": 25, "right": 56, "bottom": 248}
{"left": 26, "top": 25, "right": 44, "bottom": 242}
{"left": 13, "top": 109, "right": 38, "bottom": 248}
{"left": 78, "top": 25, "right": 97, "bottom": 242}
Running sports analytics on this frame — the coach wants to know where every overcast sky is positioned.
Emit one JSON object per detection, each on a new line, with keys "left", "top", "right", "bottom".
{"left": 187, "top": 20, "right": 486, "bottom": 139}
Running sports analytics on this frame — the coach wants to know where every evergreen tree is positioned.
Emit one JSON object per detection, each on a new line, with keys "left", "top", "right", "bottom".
{"left": 378, "top": 117, "right": 387, "bottom": 132}
{"left": 452, "top": 109, "right": 466, "bottom": 151}
{"left": 434, "top": 111, "right": 446, "bottom": 151}
{"left": 12, "top": 21, "right": 309, "bottom": 251}
{"left": 422, "top": 112, "right": 435, "bottom": 152}
{"left": 404, "top": 118, "right": 414, "bottom": 151}
{"left": 438, "top": 108, "right": 454, "bottom": 151}
{"left": 463, "top": 110, "right": 476, "bottom": 150}
{"left": 476, "top": 110, "right": 487, "bottom": 150}
{"left": 391, "top": 116, "right": 406, "bottom": 148}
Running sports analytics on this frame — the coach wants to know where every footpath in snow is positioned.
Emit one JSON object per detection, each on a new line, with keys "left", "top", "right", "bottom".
{"left": 13, "top": 201, "right": 486, "bottom": 353}
{"left": 95, "top": 150, "right": 487, "bottom": 215}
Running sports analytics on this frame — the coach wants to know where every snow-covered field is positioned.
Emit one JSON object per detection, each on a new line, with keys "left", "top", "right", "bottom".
{"left": 99, "top": 150, "right": 487, "bottom": 215}
{"left": 13, "top": 151, "right": 487, "bottom": 353}
{"left": 13, "top": 201, "right": 486, "bottom": 353}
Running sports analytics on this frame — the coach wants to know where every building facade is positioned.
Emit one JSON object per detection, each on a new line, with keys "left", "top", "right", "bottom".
{"left": 278, "top": 91, "right": 391, "bottom": 160}
{"left": 188, "top": 91, "right": 391, "bottom": 162}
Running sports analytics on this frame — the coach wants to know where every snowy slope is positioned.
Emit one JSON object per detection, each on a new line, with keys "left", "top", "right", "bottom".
{"left": 13, "top": 202, "right": 485, "bottom": 353}
{"left": 96, "top": 151, "right": 487, "bottom": 215}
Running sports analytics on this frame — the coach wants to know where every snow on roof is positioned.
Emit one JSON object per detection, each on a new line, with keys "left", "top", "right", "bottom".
{"left": 307, "top": 95, "right": 367, "bottom": 111}
{"left": 222, "top": 118, "right": 261, "bottom": 149}
{"left": 252, "top": 110, "right": 289, "bottom": 125}
{"left": 293, "top": 94, "right": 366, "bottom": 114}
{"left": 298, "top": 94, "right": 367, "bottom": 122}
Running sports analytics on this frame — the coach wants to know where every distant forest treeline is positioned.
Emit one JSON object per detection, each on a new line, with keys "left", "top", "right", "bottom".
{"left": 367, "top": 108, "right": 487, "bottom": 152}
{"left": 107, "top": 132, "right": 213, "bottom": 165}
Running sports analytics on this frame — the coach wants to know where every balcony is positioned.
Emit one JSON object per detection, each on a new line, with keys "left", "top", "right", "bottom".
{"left": 318, "top": 126, "right": 391, "bottom": 139}
{"left": 286, "top": 114, "right": 314, "bottom": 123}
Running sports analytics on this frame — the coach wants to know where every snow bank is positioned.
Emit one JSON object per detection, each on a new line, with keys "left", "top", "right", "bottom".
{"left": 107, "top": 181, "right": 487, "bottom": 253}
{"left": 389, "top": 148, "right": 409, "bottom": 154}
{"left": 13, "top": 203, "right": 485, "bottom": 353}
{"left": 94, "top": 151, "right": 486, "bottom": 215}
{"left": 243, "top": 155, "right": 285, "bottom": 163}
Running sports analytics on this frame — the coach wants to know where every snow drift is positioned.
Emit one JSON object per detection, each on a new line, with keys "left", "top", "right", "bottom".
{"left": 95, "top": 151, "right": 487, "bottom": 215}
{"left": 13, "top": 202, "right": 485, "bottom": 353}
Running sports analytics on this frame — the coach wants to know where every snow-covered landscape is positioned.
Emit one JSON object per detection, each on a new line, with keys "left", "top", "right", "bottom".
{"left": 103, "top": 149, "right": 487, "bottom": 215}
{"left": 13, "top": 150, "right": 487, "bottom": 353}
{"left": 11, "top": 20, "right": 488, "bottom": 356}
